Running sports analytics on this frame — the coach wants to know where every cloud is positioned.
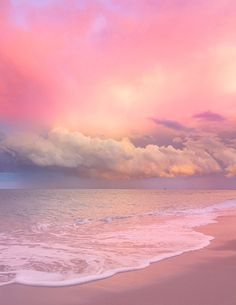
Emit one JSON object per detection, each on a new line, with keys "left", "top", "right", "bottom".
{"left": 193, "top": 111, "right": 226, "bottom": 122}
{"left": 3, "top": 128, "right": 236, "bottom": 179}
{"left": 150, "top": 118, "right": 193, "bottom": 132}
{"left": 183, "top": 135, "right": 236, "bottom": 177}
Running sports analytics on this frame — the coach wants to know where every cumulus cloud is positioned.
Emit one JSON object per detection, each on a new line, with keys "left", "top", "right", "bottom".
{"left": 2, "top": 128, "right": 236, "bottom": 179}
{"left": 184, "top": 135, "right": 236, "bottom": 177}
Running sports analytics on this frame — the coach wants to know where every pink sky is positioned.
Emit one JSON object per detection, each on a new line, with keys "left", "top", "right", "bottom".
{"left": 1, "top": 0, "right": 236, "bottom": 185}
{"left": 1, "top": 0, "right": 236, "bottom": 135}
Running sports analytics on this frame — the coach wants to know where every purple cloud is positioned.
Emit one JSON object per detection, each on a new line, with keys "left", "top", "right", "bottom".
{"left": 193, "top": 111, "right": 225, "bottom": 122}
{"left": 150, "top": 118, "right": 192, "bottom": 132}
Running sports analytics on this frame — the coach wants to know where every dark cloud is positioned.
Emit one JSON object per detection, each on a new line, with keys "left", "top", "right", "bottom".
{"left": 193, "top": 111, "right": 225, "bottom": 122}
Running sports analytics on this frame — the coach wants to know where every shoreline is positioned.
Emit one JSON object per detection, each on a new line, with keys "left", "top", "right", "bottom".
{"left": 1, "top": 212, "right": 236, "bottom": 305}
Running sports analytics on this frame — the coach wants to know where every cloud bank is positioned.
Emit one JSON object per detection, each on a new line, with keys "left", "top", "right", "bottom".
{"left": 1, "top": 128, "right": 236, "bottom": 179}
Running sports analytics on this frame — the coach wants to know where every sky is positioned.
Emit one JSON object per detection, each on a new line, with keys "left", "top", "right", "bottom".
{"left": 1, "top": 0, "right": 236, "bottom": 188}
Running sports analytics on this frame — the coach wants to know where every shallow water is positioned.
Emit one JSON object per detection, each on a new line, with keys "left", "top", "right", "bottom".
{"left": 0, "top": 189, "right": 236, "bottom": 287}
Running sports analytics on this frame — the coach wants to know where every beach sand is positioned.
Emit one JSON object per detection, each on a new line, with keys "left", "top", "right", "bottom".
{"left": 1, "top": 213, "right": 236, "bottom": 305}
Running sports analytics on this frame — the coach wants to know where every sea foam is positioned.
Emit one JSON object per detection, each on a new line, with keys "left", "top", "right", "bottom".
{"left": 0, "top": 191, "right": 236, "bottom": 288}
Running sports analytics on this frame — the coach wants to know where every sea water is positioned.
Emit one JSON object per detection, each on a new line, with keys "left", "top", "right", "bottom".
{"left": 0, "top": 189, "right": 236, "bottom": 287}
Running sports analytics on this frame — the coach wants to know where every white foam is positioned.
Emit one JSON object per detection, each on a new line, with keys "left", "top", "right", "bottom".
{"left": 75, "top": 218, "right": 91, "bottom": 225}
{"left": 99, "top": 215, "right": 132, "bottom": 223}
{"left": 6, "top": 235, "right": 213, "bottom": 287}
{"left": 0, "top": 198, "right": 235, "bottom": 288}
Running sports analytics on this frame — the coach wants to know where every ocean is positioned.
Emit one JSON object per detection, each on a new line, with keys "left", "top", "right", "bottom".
{"left": 0, "top": 189, "right": 236, "bottom": 287}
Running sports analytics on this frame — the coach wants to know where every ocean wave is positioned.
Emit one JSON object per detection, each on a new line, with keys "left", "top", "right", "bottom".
{"left": 0, "top": 198, "right": 236, "bottom": 288}
{"left": 0, "top": 234, "right": 212, "bottom": 288}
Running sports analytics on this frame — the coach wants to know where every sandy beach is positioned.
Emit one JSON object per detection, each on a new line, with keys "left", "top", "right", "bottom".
{"left": 1, "top": 213, "right": 236, "bottom": 305}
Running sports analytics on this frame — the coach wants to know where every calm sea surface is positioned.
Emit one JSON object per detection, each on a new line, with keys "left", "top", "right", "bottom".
{"left": 0, "top": 189, "right": 236, "bottom": 286}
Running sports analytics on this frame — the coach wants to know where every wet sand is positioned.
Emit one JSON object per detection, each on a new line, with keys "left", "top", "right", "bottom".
{"left": 1, "top": 213, "right": 236, "bottom": 305}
